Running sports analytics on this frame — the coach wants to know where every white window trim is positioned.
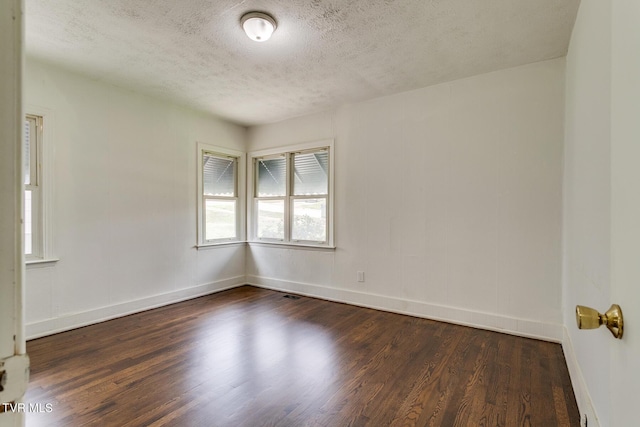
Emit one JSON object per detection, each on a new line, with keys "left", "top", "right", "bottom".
{"left": 247, "top": 139, "right": 335, "bottom": 248}
{"left": 196, "top": 142, "right": 246, "bottom": 247}
{"left": 25, "top": 105, "right": 57, "bottom": 266}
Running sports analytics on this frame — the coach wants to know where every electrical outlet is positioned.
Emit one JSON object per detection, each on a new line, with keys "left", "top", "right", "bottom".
{"left": 357, "top": 271, "right": 365, "bottom": 282}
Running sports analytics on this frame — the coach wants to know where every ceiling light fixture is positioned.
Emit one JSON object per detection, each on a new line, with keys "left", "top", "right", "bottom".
{"left": 241, "top": 12, "right": 277, "bottom": 42}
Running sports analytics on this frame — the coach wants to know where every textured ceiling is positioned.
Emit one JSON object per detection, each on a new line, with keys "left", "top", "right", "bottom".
{"left": 25, "top": 0, "right": 580, "bottom": 126}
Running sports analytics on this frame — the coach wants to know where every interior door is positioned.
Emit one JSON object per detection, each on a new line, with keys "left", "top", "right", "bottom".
{"left": 610, "top": 1, "right": 640, "bottom": 426}
{"left": 0, "top": 1, "right": 29, "bottom": 426}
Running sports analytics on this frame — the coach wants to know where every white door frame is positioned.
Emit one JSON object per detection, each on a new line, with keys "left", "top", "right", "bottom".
{"left": 0, "top": 0, "right": 29, "bottom": 425}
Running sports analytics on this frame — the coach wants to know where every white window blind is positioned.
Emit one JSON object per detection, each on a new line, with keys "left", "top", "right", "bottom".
{"left": 24, "top": 115, "right": 42, "bottom": 258}
{"left": 203, "top": 155, "right": 235, "bottom": 197}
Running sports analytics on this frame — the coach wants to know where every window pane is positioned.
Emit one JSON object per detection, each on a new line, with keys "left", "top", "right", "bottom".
{"left": 292, "top": 198, "right": 327, "bottom": 242}
{"left": 203, "top": 154, "right": 235, "bottom": 197}
{"left": 24, "top": 190, "right": 33, "bottom": 255}
{"left": 205, "top": 199, "right": 237, "bottom": 240}
{"left": 293, "top": 151, "right": 328, "bottom": 196}
{"left": 257, "top": 199, "right": 284, "bottom": 240}
{"left": 24, "top": 119, "right": 31, "bottom": 185}
{"left": 257, "top": 156, "right": 286, "bottom": 197}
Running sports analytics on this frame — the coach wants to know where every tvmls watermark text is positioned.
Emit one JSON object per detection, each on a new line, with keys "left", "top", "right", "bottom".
{"left": 2, "top": 402, "right": 54, "bottom": 413}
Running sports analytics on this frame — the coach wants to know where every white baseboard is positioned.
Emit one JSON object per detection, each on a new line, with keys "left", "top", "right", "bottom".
{"left": 26, "top": 275, "right": 246, "bottom": 340}
{"left": 28, "top": 274, "right": 565, "bottom": 343}
{"left": 246, "top": 275, "right": 564, "bottom": 343}
{"left": 562, "top": 327, "right": 599, "bottom": 427}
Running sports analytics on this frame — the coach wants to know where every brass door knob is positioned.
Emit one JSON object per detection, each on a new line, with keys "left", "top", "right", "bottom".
{"left": 576, "top": 304, "right": 623, "bottom": 339}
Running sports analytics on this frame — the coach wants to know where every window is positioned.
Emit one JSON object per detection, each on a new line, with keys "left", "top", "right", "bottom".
{"left": 23, "top": 108, "right": 56, "bottom": 265}
{"left": 197, "top": 144, "right": 245, "bottom": 245}
{"left": 24, "top": 114, "right": 43, "bottom": 259}
{"left": 250, "top": 140, "right": 334, "bottom": 247}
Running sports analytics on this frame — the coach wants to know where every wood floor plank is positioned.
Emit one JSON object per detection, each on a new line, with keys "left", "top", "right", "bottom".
{"left": 23, "top": 286, "right": 580, "bottom": 426}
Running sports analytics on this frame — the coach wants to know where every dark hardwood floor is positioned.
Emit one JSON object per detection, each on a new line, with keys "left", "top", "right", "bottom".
{"left": 24, "top": 286, "right": 580, "bottom": 426}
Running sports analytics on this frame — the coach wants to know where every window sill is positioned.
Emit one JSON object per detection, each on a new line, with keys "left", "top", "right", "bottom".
{"left": 196, "top": 241, "right": 337, "bottom": 251}
{"left": 248, "top": 241, "right": 336, "bottom": 251}
{"left": 26, "top": 258, "right": 60, "bottom": 268}
{"left": 196, "top": 241, "right": 246, "bottom": 250}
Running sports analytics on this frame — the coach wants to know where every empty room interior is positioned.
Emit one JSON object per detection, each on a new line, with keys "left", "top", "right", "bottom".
{"left": 2, "top": 0, "right": 640, "bottom": 426}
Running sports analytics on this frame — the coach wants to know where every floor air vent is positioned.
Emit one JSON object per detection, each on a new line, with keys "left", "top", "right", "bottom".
{"left": 283, "top": 294, "right": 301, "bottom": 300}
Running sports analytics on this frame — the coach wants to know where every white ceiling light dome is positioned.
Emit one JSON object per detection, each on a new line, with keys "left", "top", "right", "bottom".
{"left": 241, "top": 12, "right": 277, "bottom": 42}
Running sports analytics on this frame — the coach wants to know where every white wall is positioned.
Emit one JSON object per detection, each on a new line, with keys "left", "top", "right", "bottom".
{"left": 247, "top": 59, "right": 566, "bottom": 341}
{"left": 24, "top": 58, "right": 247, "bottom": 338}
{"left": 562, "top": 1, "right": 612, "bottom": 426}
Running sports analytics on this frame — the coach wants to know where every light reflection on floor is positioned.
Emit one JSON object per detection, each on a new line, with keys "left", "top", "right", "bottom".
{"left": 24, "top": 291, "right": 344, "bottom": 426}
{"left": 179, "top": 304, "right": 339, "bottom": 422}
